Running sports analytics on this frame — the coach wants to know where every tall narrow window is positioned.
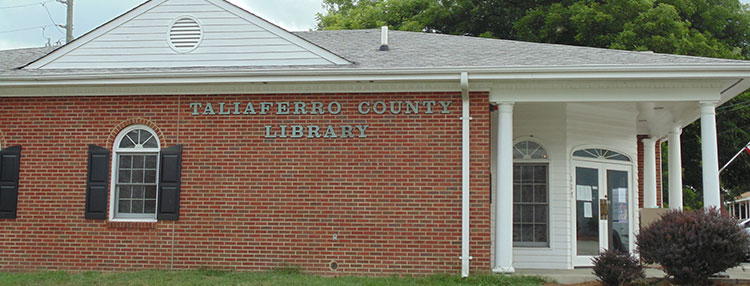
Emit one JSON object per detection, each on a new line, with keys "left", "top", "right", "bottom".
{"left": 112, "top": 125, "right": 160, "bottom": 220}
{"left": 513, "top": 140, "right": 549, "bottom": 247}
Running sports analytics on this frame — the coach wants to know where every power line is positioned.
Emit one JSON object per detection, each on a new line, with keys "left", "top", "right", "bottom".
{"left": 40, "top": 2, "right": 65, "bottom": 35}
{"left": 0, "top": 24, "right": 55, "bottom": 34}
{"left": 0, "top": 1, "right": 53, "bottom": 9}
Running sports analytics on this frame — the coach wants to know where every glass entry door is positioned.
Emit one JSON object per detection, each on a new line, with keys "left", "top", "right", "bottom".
{"left": 573, "top": 163, "right": 632, "bottom": 266}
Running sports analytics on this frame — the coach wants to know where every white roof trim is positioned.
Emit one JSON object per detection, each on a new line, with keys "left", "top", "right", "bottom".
{"left": 24, "top": 0, "right": 350, "bottom": 69}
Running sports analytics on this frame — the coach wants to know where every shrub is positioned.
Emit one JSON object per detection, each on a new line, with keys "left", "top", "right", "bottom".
{"left": 592, "top": 249, "right": 645, "bottom": 286}
{"left": 637, "top": 208, "right": 750, "bottom": 285}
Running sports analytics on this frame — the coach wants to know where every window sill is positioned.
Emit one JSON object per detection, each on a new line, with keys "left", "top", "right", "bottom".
{"left": 107, "top": 219, "right": 157, "bottom": 229}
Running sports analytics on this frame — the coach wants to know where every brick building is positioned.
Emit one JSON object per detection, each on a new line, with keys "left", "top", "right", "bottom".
{"left": 1, "top": 0, "right": 749, "bottom": 276}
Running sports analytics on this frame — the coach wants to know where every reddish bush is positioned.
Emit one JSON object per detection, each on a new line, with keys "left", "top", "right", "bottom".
{"left": 637, "top": 208, "right": 750, "bottom": 285}
{"left": 592, "top": 249, "right": 644, "bottom": 286}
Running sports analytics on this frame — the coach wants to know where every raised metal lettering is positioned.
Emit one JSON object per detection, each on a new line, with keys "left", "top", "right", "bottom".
{"left": 439, "top": 101, "right": 452, "bottom": 114}
{"left": 356, "top": 125, "right": 369, "bottom": 138}
{"left": 203, "top": 103, "right": 216, "bottom": 115}
{"left": 277, "top": 102, "right": 290, "bottom": 115}
{"left": 373, "top": 101, "right": 387, "bottom": 114}
{"left": 190, "top": 103, "right": 202, "bottom": 115}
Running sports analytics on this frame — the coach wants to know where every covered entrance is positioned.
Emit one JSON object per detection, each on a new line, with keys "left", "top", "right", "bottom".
{"left": 572, "top": 148, "right": 634, "bottom": 266}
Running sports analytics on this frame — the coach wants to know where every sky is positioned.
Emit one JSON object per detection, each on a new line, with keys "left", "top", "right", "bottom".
{"left": 1, "top": 0, "right": 749, "bottom": 50}
{"left": 0, "top": 0, "right": 326, "bottom": 49}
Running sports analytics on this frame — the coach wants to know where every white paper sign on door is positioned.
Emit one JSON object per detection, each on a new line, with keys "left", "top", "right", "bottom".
{"left": 583, "top": 202, "right": 593, "bottom": 218}
{"left": 576, "top": 185, "right": 592, "bottom": 201}
{"left": 617, "top": 188, "right": 627, "bottom": 202}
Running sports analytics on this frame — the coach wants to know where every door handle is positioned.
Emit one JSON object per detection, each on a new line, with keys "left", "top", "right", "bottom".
{"left": 600, "top": 199, "right": 608, "bottom": 220}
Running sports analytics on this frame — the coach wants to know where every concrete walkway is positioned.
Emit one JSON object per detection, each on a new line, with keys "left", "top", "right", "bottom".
{"left": 515, "top": 263, "right": 750, "bottom": 284}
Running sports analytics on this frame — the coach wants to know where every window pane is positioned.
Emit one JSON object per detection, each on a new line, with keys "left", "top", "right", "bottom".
{"left": 119, "top": 136, "right": 135, "bottom": 148}
{"left": 573, "top": 150, "right": 596, "bottom": 158}
{"left": 144, "top": 170, "right": 157, "bottom": 183}
{"left": 513, "top": 185, "right": 521, "bottom": 203}
{"left": 133, "top": 186, "right": 144, "bottom": 198}
{"left": 118, "top": 170, "right": 131, "bottom": 183}
{"left": 133, "top": 156, "right": 144, "bottom": 168}
{"left": 145, "top": 186, "right": 156, "bottom": 199}
{"left": 145, "top": 155, "right": 157, "bottom": 168}
{"left": 534, "top": 185, "right": 547, "bottom": 203}
{"left": 120, "top": 186, "right": 132, "bottom": 199}
{"left": 522, "top": 205, "right": 534, "bottom": 223}
{"left": 119, "top": 156, "right": 132, "bottom": 168}
{"left": 534, "top": 166, "right": 546, "bottom": 183}
{"left": 521, "top": 185, "right": 533, "bottom": 202}
{"left": 513, "top": 165, "right": 521, "bottom": 183}
{"left": 143, "top": 137, "right": 158, "bottom": 148}
{"left": 118, "top": 200, "right": 131, "bottom": 213}
{"left": 132, "top": 200, "right": 144, "bottom": 213}
{"left": 521, "top": 166, "right": 534, "bottom": 184}
{"left": 522, "top": 224, "right": 533, "bottom": 241}
{"left": 145, "top": 200, "right": 156, "bottom": 213}
{"left": 534, "top": 225, "right": 547, "bottom": 243}
{"left": 535, "top": 205, "right": 548, "bottom": 223}
{"left": 513, "top": 205, "right": 521, "bottom": 223}
{"left": 132, "top": 170, "right": 144, "bottom": 183}
{"left": 513, "top": 224, "right": 522, "bottom": 241}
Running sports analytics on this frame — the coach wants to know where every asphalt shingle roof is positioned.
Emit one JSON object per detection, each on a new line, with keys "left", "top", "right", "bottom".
{"left": 1, "top": 29, "right": 747, "bottom": 73}
{"left": 0, "top": 47, "right": 55, "bottom": 71}
{"left": 295, "top": 30, "right": 748, "bottom": 68}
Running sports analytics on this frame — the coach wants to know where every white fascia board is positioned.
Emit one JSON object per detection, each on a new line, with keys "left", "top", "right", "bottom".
{"left": 24, "top": 0, "right": 168, "bottom": 69}
{"left": 6, "top": 64, "right": 750, "bottom": 86}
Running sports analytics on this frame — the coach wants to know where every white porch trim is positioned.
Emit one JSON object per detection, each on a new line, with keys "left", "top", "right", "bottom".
{"left": 493, "top": 102, "right": 515, "bottom": 273}
{"left": 668, "top": 126, "right": 683, "bottom": 210}
{"left": 700, "top": 102, "right": 721, "bottom": 209}
{"left": 642, "top": 138, "right": 658, "bottom": 208}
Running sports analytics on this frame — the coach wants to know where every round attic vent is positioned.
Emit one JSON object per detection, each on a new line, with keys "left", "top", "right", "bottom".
{"left": 168, "top": 17, "right": 202, "bottom": 53}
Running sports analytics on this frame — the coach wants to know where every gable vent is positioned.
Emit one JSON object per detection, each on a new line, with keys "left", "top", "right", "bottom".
{"left": 168, "top": 17, "right": 202, "bottom": 53}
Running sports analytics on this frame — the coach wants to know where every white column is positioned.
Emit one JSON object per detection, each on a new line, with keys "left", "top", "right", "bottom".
{"left": 643, "top": 138, "right": 658, "bottom": 208}
{"left": 493, "top": 102, "right": 514, "bottom": 273}
{"left": 700, "top": 101, "right": 721, "bottom": 209}
{"left": 668, "top": 127, "right": 683, "bottom": 210}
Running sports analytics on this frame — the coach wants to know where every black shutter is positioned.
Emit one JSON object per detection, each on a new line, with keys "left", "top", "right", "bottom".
{"left": 158, "top": 145, "right": 183, "bottom": 220}
{"left": 0, "top": 146, "right": 21, "bottom": 219}
{"left": 85, "top": 145, "right": 110, "bottom": 220}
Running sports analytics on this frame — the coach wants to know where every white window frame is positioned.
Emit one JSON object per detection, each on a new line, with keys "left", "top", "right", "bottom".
{"left": 512, "top": 138, "right": 550, "bottom": 247}
{"left": 109, "top": 124, "right": 160, "bottom": 222}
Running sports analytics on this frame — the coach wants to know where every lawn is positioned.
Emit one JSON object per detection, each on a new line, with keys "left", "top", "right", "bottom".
{"left": 0, "top": 268, "right": 547, "bottom": 286}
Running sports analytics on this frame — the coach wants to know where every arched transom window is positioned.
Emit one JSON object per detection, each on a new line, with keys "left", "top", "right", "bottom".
{"left": 514, "top": 140, "right": 548, "bottom": 160}
{"left": 512, "top": 140, "right": 549, "bottom": 247}
{"left": 112, "top": 125, "right": 160, "bottom": 220}
{"left": 573, "top": 148, "right": 630, "bottom": 162}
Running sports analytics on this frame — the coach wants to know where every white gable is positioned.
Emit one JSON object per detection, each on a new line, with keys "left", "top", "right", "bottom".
{"left": 26, "top": 0, "right": 350, "bottom": 69}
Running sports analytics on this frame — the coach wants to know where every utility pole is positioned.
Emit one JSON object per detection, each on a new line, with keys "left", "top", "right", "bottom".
{"left": 57, "top": 0, "right": 73, "bottom": 43}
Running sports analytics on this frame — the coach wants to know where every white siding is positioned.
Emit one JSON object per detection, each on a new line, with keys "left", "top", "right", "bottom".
{"left": 38, "top": 0, "right": 343, "bottom": 69}
{"left": 490, "top": 102, "right": 639, "bottom": 270}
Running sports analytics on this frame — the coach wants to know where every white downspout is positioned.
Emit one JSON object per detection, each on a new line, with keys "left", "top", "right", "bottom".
{"left": 460, "top": 72, "right": 472, "bottom": 277}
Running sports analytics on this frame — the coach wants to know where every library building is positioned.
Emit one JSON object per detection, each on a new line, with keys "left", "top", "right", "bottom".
{"left": 1, "top": 0, "right": 750, "bottom": 276}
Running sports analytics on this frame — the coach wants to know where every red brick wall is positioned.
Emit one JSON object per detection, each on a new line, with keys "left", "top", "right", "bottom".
{"left": 636, "top": 135, "right": 663, "bottom": 208}
{"left": 0, "top": 92, "right": 491, "bottom": 275}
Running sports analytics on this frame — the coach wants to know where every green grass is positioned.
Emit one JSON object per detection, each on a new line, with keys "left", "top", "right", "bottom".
{"left": 0, "top": 269, "right": 547, "bottom": 286}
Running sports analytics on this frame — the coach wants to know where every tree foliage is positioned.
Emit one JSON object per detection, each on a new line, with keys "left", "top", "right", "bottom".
{"left": 317, "top": 0, "right": 750, "bottom": 203}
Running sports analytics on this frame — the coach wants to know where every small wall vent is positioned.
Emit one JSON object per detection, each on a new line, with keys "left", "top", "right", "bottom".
{"left": 168, "top": 17, "right": 202, "bottom": 53}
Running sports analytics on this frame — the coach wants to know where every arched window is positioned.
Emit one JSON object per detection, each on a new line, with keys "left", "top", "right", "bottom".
{"left": 573, "top": 148, "right": 630, "bottom": 162}
{"left": 111, "top": 125, "right": 160, "bottom": 220}
{"left": 513, "top": 140, "right": 549, "bottom": 247}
